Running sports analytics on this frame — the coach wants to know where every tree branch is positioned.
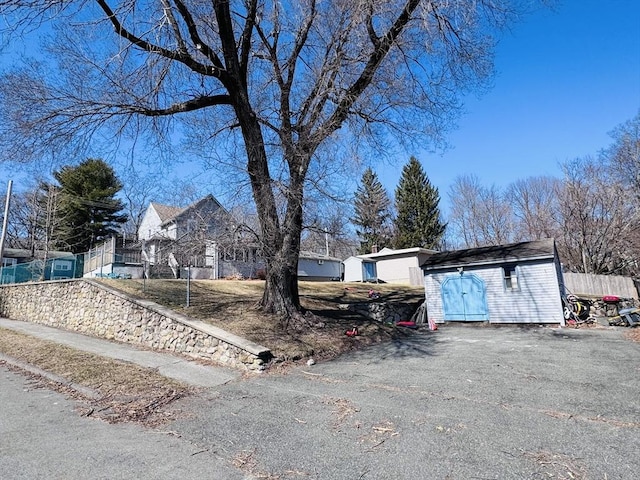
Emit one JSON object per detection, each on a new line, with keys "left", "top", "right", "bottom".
{"left": 172, "top": 0, "right": 226, "bottom": 74}
{"left": 312, "top": 0, "right": 421, "bottom": 149}
{"left": 130, "top": 95, "right": 233, "bottom": 116}
{"left": 95, "top": 0, "right": 223, "bottom": 78}
{"left": 239, "top": 0, "right": 258, "bottom": 84}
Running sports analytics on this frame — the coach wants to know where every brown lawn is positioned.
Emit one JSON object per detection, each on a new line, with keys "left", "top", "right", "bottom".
{"left": 99, "top": 279, "right": 426, "bottom": 361}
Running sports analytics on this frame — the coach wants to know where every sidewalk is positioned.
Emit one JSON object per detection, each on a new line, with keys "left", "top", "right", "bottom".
{"left": 0, "top": 317, "right": 239, "bottom": 388}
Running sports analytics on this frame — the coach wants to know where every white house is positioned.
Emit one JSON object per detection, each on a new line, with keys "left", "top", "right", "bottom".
{"left": 87, "top": 196, "right": 345, "bottom": 282}
{"left": 82, "top": 195, "right": 263, "bottom": 280}
{"left": 421, "top": 239, "right": 565, "bottom": 325}
{"left": 139, "top": 195, "right": 228, "bottom": 260}
{"left": 298, "top": 251, "right": 343, "bottom": 281}
{"left": 343, "top": 247, "right": 437, "bottom": 284}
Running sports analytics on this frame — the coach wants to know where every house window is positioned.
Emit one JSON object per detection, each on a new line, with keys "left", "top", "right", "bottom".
{"left": 53, "top": 260, "right": 71, "bottom": 271}
{"left": 503, "top": 265, "right": 518, "bottom": 290}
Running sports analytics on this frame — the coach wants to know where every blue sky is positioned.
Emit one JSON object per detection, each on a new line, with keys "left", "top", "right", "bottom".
{"left": 378, "top": 0, "right": 640, "bottom": 211}
{"left": 1, "top": 0, "right": 639, "bottom": 215}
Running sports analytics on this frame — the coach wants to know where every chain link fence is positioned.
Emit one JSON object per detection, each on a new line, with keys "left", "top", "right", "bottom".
{"left": 0, "top": 255, "right": 83, "bottom": 285}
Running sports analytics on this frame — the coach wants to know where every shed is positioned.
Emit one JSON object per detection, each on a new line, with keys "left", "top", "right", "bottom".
{"left": 343, "top": 247, "right": 437, "bottom": 284}
{"left": 297, "top": 252, "right": 343, "bottom": 281}
{"left": 421, "top": 239, "right": 565, "bottom": 325}
{"left": 343, "top": 256, "right": 378, "bottom": 282}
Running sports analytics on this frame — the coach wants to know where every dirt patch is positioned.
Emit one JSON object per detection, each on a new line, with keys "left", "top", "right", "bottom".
{"left": 99, "top": 279, "right": 425, "bottom": 362}
{"left": 0, "top": 328, "right": 192, "bottom": 425}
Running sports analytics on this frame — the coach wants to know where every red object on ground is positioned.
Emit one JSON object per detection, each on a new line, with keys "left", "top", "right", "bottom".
{"left": 345, "top": 327, "right": 359, "bottom": 337}
{"left": 602, "top": 295, "right": 621, "bottom": 303}
{"left": 396, "top": 321, "right": 418, "bottom": 329}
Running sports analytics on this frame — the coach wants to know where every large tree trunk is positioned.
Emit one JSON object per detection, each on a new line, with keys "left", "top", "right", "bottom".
{"left": 260, "top": 176, "right": 306, "bottom": 325}
{"left": 233, "top": 95, "right": 306, "bottom": 323}
{"left": 262, "top": 254, "right": 301, "bottom": 313}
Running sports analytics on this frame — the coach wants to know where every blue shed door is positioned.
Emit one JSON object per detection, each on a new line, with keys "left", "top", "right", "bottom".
{"left": 441, "top": 274, "right": 489, "bottom": 321}
{"left": 363, "top": 262, "right": 377, "bottom": 281}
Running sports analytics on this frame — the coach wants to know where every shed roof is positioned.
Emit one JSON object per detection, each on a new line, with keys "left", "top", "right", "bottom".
{"left": 421, "top": 239, "right": 556, "bottom": 270}
{"left": 2, "top": 248, "right": 75, "bottom": 260}
{"left": 359, "top": 246, "right": 437, "bottom": 260}
{"left": 299, "top": 251, "right": 343, "bottom": 262}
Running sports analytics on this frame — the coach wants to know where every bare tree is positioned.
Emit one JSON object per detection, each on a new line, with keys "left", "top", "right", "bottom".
{"left": 2, "top": 182, "right": 62, "bottom": 255}
{"left": 1, "top": 189, "right": 37, "bottom": 250}
{"left": 604, "top": 111, "right": 640, "bottom": 194}
{"left": 302, "top": 206, "right": 358, "bottom": 259}
{"left": 447, "top": 174, "right": 513, "bottom": 248}
{"left": 447, "top": 174, "right": 484, "bottom": 248}
{"left": 0, "top": 0, "right": 536, "bottom": 323}
{"left": 118, "top": 167, "right": 165, "bottom": 240}
{"left": 556, "top": 157, "right": 637, "bottom": 275}
{"left": 506, "top": 176, "right": 561, "bottom": 241}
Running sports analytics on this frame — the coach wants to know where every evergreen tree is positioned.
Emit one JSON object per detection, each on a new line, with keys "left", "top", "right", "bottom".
{"left": 394, "top": 157, "right": 446, "bottom": 249}
{"left": 51, "top": 158, "right": 127, "bottom": 253}
{"left": 352, "top": 168, "right": 392, "bottom": 254}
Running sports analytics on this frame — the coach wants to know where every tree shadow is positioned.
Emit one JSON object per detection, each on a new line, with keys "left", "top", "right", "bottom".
{"left": 339, "top": 329, "right": 440, "bottom": 364}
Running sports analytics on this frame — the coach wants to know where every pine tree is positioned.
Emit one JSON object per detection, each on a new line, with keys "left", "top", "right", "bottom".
{"left": 352, "top": 168, "right": 392, "bottom": 254}
{"left": 51, "top": 158, "right": 127, "bottom": 253}
{"left": 394, "top": 157, "right": 445, "bottom": 249}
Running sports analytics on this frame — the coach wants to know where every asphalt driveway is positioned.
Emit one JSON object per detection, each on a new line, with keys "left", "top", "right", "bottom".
{"left": 2, "top": 324, "right": 639, "bottom": 479}
{"left": 173, "top": 324, "right": 639, "bottom": 479}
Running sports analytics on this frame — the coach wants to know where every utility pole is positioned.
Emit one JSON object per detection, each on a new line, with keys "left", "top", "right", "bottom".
{"left": 325, "top": 230, "right": 330, "bottom": 257}
{"left": 42, "top": 184, "right": 57, "bottom": 280}
{"left": 0, "top": 180, "right": 13, "bottom": 284}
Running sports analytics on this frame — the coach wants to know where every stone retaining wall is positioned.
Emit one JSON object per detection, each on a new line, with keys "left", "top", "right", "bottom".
{"left": 0, "top": 279, "right": 271, "bottom": 372}
{"left": 347, "top": 301, "right": 419, "bottom": 324}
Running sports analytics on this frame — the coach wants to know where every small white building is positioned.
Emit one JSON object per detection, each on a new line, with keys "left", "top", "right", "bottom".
{"left": 343, "top": 256, "right": 377, "bottom": 282}
{"left": 297, "top": 251, "right": 342, "bottom": 281}
{"left": 343, "top": 247, "right": 437, "bottom": 284}
{"left": 421, "top": 239, "right": 565, "bottom": 325}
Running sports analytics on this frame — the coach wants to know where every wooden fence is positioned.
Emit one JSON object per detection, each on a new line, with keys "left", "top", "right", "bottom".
{"left": 563, "top": 272, "right": 639, "bottom": 299}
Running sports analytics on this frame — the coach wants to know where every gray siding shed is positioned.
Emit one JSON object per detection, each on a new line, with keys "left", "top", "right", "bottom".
{"left": 422, "top": 239, "right": 565, "bottom": 325}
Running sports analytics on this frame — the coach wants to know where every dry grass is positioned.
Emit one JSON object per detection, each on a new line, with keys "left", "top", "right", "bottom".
{"left": 100, "top": 279, "right": 425, "bottom": 362}
{"left": 522, "top": 450, "right": 587, "bottom": 479}
{"left": 0, "top": 327, "right": 191, "bottom": 425}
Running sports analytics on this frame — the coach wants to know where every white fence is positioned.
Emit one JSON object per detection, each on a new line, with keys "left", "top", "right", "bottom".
{"left": 563, "top": 272, "right": 639, "bottom": 299}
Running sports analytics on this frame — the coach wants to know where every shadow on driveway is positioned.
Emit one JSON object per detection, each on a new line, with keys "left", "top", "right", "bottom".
{"left": 342, "top": 328, "right": 439, "bottom": 364}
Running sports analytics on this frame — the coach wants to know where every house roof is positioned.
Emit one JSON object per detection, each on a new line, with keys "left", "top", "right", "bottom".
{"left": 359, "top": 246, "right": 438, "bottom": 260}
{"left": 2, "top": 248, "right": 75, "bottom": 260}
{"left": 343, "top": 255, "right": 375, "bottom": 264}
{"left": 154, "top": 195, "right": 227, "bottom": 228}
{"left": 150, "top": 202, "right": 183, "bottom": 223}
{"left": 299, "top": 251, "right": 343, "bottom": 262}
{"left": 420, "top": 239, "right": 556, "bottom": 270}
